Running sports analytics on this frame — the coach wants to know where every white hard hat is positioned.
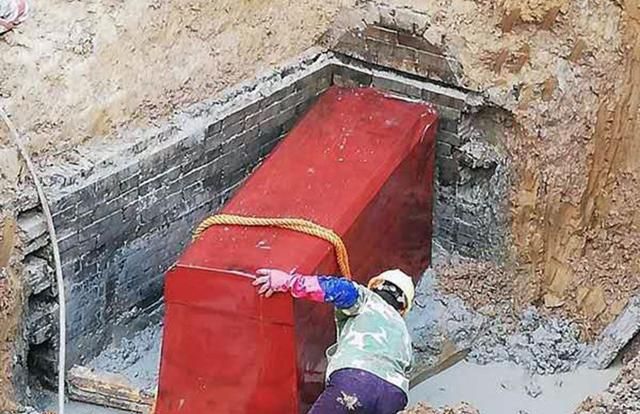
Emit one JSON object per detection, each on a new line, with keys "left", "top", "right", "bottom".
{"left": 367, "top": 269, "right": 415, "bottom": 313}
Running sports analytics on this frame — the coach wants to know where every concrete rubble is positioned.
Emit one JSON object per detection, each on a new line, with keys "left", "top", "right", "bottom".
{"left": 23, "top": 256, "right": 52, "bottom": 296}
{"left": 16, "top": 211, "right": 47, "bottom": 255}
{"left": 588, "top": 296, "right": 640, "bottom": 369}
{"left": 25, "top": 300, "right": 58, "bottom": 346}
{"left": 88, "top": 321, "right": 163, "bottom": 393}
{"left": 408, "top": 264, "right": 588, "bottom": 377}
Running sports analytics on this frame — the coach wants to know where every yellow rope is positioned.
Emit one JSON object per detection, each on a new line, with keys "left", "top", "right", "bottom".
{"left": 193, "top": 213, "right": 352, "bottom": 278}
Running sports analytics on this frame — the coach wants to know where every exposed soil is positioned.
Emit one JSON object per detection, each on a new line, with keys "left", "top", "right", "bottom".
{"left": 325, "top": 0, "right": 638, "bottom": 339}
{"left": 437, "top": 256, "right": 517, "bottom": 312}
{"left": 0, "top": 216, "right": 23, "bottom": 412}
{"left": 0, "top": 0, "right": 348, "bottom": 155}
{"left": 386, "top": 0, "right": 638, "bottom": 341}
{"left": 492, "top": 1, "right": 639, "bottom": 339}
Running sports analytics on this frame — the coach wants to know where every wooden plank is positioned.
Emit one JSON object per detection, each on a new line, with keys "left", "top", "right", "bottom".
{"left": 67, "top": 365, "right": 155, "bottom": 413}
{"left": 589, "top": 296, "right": 640, "bottom": 369}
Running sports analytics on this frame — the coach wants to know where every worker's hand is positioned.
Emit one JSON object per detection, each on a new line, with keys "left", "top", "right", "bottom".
{"left": 253, "top": 268, "right": 295, "bottom": 297}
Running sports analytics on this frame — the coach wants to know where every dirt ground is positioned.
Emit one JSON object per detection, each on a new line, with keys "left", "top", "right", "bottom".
{"left": 0, "top": 216, "right": 21, "bottom": 413}
{"left": 1, "top": 0, "right": 640, "bottom": 411}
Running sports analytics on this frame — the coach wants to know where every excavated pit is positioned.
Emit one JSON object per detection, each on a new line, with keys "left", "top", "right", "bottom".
{"left": 25, "top": 46, "right": 505, "bottom": 412}
{"left": 23, "top": 49, "right": 478, "bottom": 379}
{"left": 19, "top": 24, "right": 626, "bottom": 414}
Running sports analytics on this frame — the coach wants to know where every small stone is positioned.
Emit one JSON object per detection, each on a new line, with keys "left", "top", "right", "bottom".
{"left": 525, "top": 377, "right": 543, "bottom": 399}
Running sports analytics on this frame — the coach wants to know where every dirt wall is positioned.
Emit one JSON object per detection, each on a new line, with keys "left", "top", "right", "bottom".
{"left": 0, "top": 0, "right": 348, "bottom": 155}
{"left": 0, "top": 215, "right": 23, "bottom": 412}
{"left": 368, "top": 0, "right": 637, "bottom": 339}
{"left": 464, "top": 0, "right": 639, "bottom": 338}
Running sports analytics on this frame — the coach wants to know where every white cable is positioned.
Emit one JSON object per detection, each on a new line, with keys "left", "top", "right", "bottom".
{"left": 0, "top": 106, "right": 66, "bottom": 414}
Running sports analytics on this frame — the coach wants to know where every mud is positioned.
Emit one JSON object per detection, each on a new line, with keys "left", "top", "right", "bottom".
{"left": 409, "top": 361, "right": 620, "bottom": 414}
{"left": 408, "top": 262, "right": 588, "bottom": 376}
{"left": 29, "top": 395, "right": 134, "bottom": 414}
{"left": 401, "top": 402, "right": 479, "bottom": 414}
{"left": 88, "top": 318, "right": 162, "bottom": 393}
{"left": 58, "top": 402, "right": 131, "bottom": 414}
{"left": 469, "top": 306, "right": 586, "bottom": 375}
{"left": 27, "top": 391, "right": 132, "bottom": 414}
{"left": 576, "top": 352, "right": 640, "bottom": 413}
{"left": 407, "top": 266, "right": 483, "bottom": 368}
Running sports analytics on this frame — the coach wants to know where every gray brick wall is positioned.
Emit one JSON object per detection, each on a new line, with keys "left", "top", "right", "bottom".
{"left": 59, "top": 66, "right": 330, "bottom": 365}
{"left": 328, "top": 17, "right": 511, "bottom": 260}
{"left": 330, "top": 20, "right": 511, "bottom": 260}
{"left": 20, "top": 62, "right": 332, "bottom": 372}
{"left": 332, "top": 23, "right": 463, "bottom": 87}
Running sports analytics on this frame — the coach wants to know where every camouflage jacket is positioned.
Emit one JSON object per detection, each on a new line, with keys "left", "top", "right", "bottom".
{"left": 323, "top": 283, "right": 413, "bottom": 394}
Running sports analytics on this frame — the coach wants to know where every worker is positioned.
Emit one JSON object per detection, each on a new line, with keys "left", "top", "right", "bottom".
{"left": 253, "top": 268, "right": 415, "bottom": 414}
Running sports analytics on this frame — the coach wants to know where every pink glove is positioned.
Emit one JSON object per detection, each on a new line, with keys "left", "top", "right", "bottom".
{"left": 253, "top": 268, "right": 295, "bottom": 297}
{"left": 252, "top": 268, "right": 325, "bottom": 302}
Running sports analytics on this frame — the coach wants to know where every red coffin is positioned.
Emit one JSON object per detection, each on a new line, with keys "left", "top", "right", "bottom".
{"left": 155, "top": 86, "right": 438, "bottom": 414}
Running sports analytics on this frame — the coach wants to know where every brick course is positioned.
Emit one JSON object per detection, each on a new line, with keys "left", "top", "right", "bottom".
{"left": 334, "top": 24, "right": 462, "bottom": 86}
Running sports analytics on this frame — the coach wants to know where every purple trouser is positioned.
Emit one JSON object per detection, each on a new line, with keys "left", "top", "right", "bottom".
{"left": 308, "top": 368, "right": 408, "bottom": 414}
